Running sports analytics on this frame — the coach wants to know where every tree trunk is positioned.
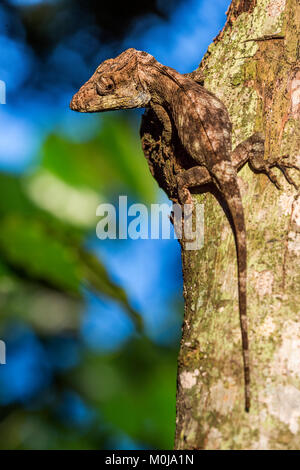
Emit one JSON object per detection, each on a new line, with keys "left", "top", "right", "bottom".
{"left": 175, "top": 0, "right": 300, "bottom": 450}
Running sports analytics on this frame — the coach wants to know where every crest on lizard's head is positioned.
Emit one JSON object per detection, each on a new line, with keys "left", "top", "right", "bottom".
{"left": 70, "top": 48, "right": 153, "bottom": 113}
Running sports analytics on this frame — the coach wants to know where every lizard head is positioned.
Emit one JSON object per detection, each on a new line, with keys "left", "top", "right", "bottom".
{"left": 70, "top": 48, "right": 152, "bottom": 113}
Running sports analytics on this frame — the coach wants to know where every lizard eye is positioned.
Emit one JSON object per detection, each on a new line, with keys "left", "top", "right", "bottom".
{"left": 96, "top": 76, "right": 115, "bottom": 95}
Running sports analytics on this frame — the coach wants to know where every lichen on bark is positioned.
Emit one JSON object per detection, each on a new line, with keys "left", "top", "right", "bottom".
{"left": 175, "top": 0, "right": 300, "bottom": 450}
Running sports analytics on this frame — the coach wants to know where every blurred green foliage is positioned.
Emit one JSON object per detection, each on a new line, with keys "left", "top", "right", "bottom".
{"left": 0, "top": 112, "right": 179, "bottom": 449}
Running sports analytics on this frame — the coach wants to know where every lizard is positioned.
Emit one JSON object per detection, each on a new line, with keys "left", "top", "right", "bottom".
{"left": 70, "top": 48, "right": 299, "bottom": 411}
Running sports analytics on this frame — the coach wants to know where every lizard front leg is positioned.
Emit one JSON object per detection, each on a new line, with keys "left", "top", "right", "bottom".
{"left": 150, "top": 102, "right": 173, "bottom": 147}
{"left": 232, "top": 132, "right": 299, "bottom": 189}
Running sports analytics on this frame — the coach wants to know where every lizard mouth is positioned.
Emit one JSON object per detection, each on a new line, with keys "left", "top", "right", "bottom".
{"left": 70, "top": 95, "right": 110, "bottom": 113}
{"left": 70, "top": 91, "right": 111, "bottom": 113}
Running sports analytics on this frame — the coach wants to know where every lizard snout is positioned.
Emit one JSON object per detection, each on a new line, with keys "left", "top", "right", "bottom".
{"left": 70, "top": 80, "right": 101, "bottom": 112}
{"left": 70, "top": 92, "right": 83, "bottom": 112}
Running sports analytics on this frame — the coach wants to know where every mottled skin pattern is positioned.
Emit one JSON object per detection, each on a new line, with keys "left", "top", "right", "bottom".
{"left": 70, "top": 48, "right": 299, "bottom": 412}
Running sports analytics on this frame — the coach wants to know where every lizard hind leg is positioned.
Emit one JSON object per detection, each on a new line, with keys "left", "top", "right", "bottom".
{"left": 232, "top": 132, "right": 299, "bottom": 190}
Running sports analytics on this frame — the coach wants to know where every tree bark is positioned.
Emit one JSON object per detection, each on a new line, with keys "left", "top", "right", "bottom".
{"left": 175, "top": 0, "right": 300, "bottom": 450}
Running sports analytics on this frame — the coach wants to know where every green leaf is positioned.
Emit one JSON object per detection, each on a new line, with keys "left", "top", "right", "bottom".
{"left": 0, "top": 214, "right": 142, "bottom": 328}
{"left": 40, "top": 114, "right": 156, "bottom": 203}
{"left": 0, "top": 215, "right": 80, "bottom": 293}
{"left": 71, "top": 339, "right": 177, "bottom": 449}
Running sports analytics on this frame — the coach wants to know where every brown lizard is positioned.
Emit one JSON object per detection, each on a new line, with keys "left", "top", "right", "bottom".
{"left": 70, "top": 48, "right": 299, "bottom": 411}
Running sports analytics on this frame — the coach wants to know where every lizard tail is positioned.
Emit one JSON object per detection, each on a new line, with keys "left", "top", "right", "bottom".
{"left": 214, "top": 169, "right": 250, "bottom": 412}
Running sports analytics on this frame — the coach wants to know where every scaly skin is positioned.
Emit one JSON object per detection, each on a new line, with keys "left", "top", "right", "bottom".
{"left": 71, "top": 48, "right": 299, "bottom": 411}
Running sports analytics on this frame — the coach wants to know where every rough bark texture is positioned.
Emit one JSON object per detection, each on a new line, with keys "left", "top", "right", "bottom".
{"left": 175, "top": 0, "right": 300, "bottom": 450}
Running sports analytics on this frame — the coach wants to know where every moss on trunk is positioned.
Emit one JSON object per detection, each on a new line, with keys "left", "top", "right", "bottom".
{"left": 175, "top": 0, "right": 300, "bottom": 450}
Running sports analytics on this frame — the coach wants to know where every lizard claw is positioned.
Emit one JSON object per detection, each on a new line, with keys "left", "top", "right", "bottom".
{"left": 169, "top": 210, "right": 175, "bottom": 226}
{"left": 277, "top": 165, "right": 299, "bottom": 189}
{"left": 271, "top": 155, "right": 299, "bottom": 190}
{"left": 170, "top": 207, "right": 196, "bottom": 245}
{"left": 251, "top": 153, "right": 299, "bottom": 190}
{"left": 264, "top": 166, "right": 283, "bottom": 190}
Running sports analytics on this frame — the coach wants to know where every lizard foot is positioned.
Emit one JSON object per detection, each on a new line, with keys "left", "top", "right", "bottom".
{"left": 250, "top": 154, "right": 299, "bottom": 190}
{"left": 170, "top": 192, "right": 197, "bottom": 245}
{"left": 169, "top": 209, "right": 196, "bottom": 245}
{"left": 175, "top": 167, "right": 212, "bottom": 246}
{"left": 178, "top": 187, "right": 193, "bottom": 206}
